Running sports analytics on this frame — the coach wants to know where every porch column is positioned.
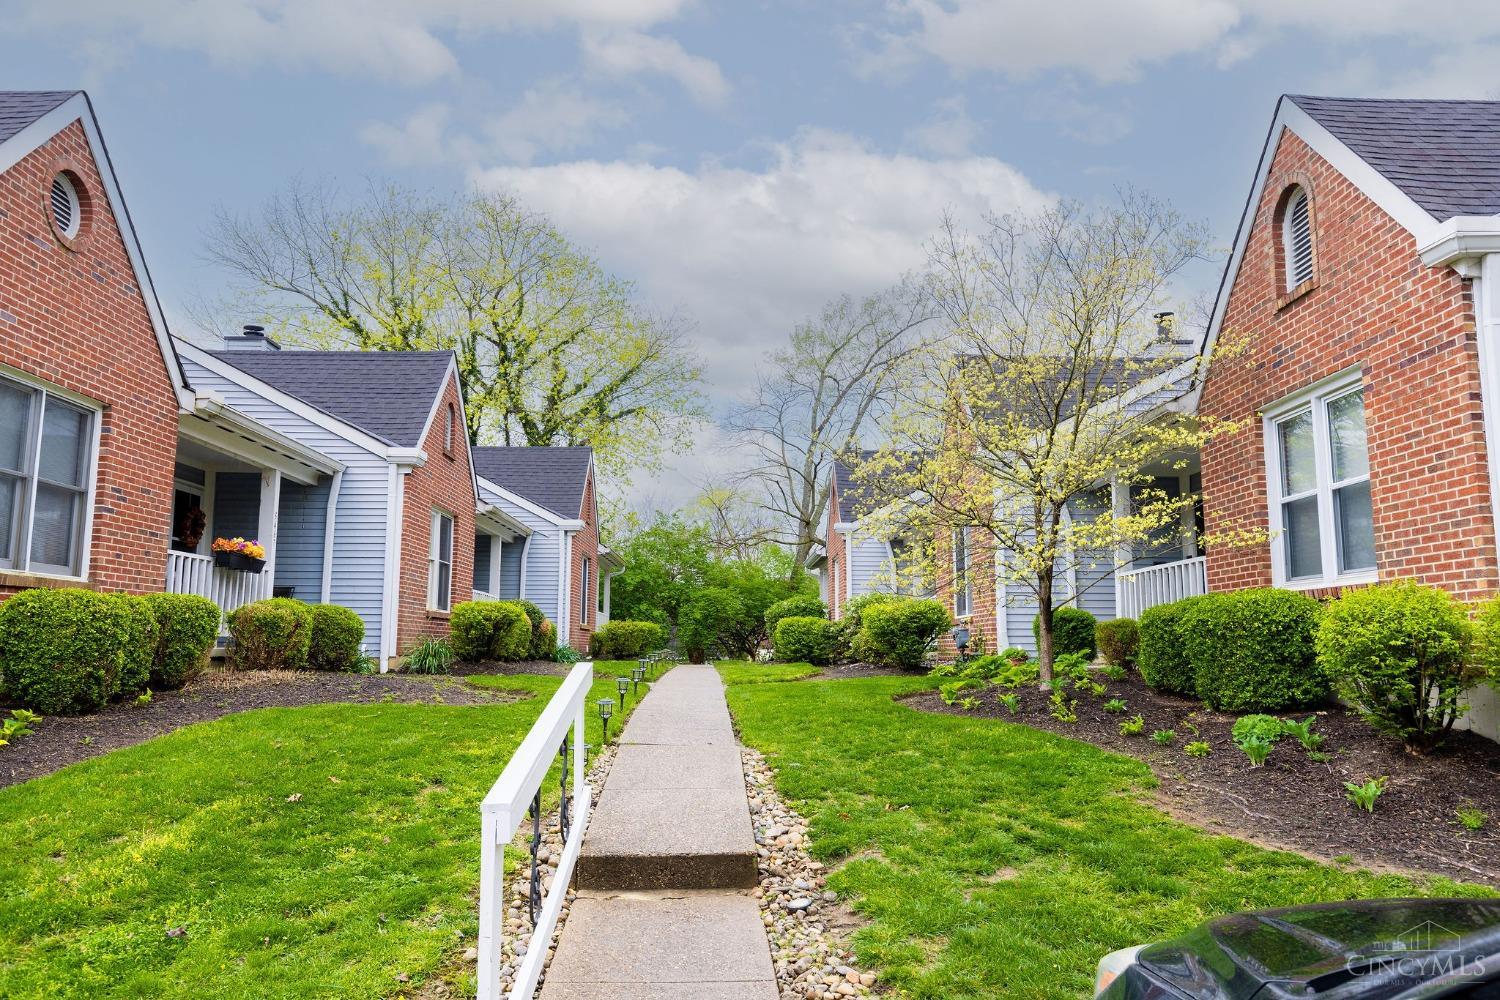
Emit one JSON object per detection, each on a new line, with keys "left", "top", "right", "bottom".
{"left": 1111, "top": 476, "right": 1131, "bottom": 615}
{"left": 601, "top": 570, "right": 612, "bottom": 625}
{"left": 258, "top": 469, "right": 281, "bottom": 600}
{"left": 1180, "top": 472, "right": 1199, "bottom": 558}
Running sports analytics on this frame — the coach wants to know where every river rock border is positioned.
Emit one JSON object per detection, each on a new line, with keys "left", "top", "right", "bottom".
{"left": 743, "top": 747, "right": 879, "bottom": 999}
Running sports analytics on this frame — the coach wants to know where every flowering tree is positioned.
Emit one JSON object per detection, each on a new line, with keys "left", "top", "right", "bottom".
{"left": 860, "top": 191, "right": 1234, "bottom": 685}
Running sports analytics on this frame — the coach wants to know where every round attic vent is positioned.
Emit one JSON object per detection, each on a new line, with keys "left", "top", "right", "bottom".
{"left": 50, "top": 172, "right": 81, "bottom": 240}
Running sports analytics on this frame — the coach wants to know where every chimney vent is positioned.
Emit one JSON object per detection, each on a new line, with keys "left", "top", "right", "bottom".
{"left": 221, "top": 323, "right": 281, "bottom": 351}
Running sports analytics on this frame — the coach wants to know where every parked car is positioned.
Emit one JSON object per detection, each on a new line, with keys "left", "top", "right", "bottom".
{"left": 1096, "top": 898, "right": 1500, "bottom": 998}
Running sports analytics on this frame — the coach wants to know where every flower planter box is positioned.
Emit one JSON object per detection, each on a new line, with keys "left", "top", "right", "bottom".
{"left": 214, "top": 551, "right": 266, "bottom": 574}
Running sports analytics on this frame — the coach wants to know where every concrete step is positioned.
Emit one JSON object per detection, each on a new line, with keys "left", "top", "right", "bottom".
{"left": 538, "top": 890, "right": 777, "bottom": 1000}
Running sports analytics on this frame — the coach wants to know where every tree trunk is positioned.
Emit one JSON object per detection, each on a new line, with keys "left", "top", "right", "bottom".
{"left": 1036, "top": 571, "right": 1055, "bottom": 689}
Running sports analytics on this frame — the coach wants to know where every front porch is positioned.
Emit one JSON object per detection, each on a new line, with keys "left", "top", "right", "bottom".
{"left": 472, "top": 503, "right": 531, "bottom": 602}
{"left": 166, "top": 395, "right": 343, "bottom": 631}
{"left": 1113, "top": 453, "right": 1208, "bottom": 618}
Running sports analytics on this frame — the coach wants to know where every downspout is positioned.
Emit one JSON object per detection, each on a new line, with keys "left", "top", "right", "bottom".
{"left": 1476, "top": 255, "right": 1500, "bottom": 544}
{"left": 319, "top": 468, "right": 343, "bottom": 604}
{"left": 557, "top": 531, "right": 574, "bottom": 647}
{"left": 518, "top": 532, "right": 532, "bottom": 601}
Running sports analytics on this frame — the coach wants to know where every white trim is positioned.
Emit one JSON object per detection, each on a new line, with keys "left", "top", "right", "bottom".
{"left": 257, "top": 469, "right": 281, "bottom": 589}
{"left": 428, "top": 507, "right": 455, "bottom": 613}
{"left": 1475, "top": 258, "right": 1500, "bottom": 541}
{"left": 518, "top": 532, "right": 532, "bottom": 601}
{"left": 994, "top": 546, "right": 1008, "bottom": 647}
{"left": 1199, "top": 97, "right": 1440, "bottom": 367}
{"left": 379, "top": 464, "right": 404, "bottom": 670}
{"left": 320, "top": 468, "right": 343, "bottom": 604}
{"left": 475, "top": 474, "right": 582, "bottom": 528}
{"left": 557, "top": 531, "right": 574, "bottom": 646}
{"left": 0, "top": 94, "right": 196, "bottom": 409}
{"left": 951, "top": 527, "right": 972, "bottom": 619}
{"left": 1262, "top": 369, "right": 1377, "bottom": 589}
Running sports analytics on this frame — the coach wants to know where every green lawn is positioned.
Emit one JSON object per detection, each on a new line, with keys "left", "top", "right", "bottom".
{"left": 726, "top": 675, "right": 1488, "bottom": 1000}
{"left": 0, "top": 669, "right": 637, "bottom": 1000}
{"left": 715, "top": 660, "right": 823, "bottom": 685}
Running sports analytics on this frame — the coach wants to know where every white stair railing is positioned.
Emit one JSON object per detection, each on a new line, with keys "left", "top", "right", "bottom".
{"left": 478, "top": 661, "right": 594, "bottom": 1000}
{"left": 1116, "top": 556, "right": 1208, "bottom": 618}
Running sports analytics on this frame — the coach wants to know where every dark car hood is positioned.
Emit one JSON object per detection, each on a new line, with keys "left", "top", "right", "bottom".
{"left": 1136, "top": 898, "right": 1500, "bottom": 999}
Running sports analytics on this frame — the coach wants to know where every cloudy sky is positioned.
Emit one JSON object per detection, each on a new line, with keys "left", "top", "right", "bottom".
{"left": 6, "top": 1, "right": 1499, "bottom": 505}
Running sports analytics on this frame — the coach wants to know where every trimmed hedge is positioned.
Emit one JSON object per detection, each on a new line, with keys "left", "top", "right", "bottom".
{"left": 860, "top": 598, "right": 951, "bottom": 671}
{"left": 1032, "top": 606, "right": 1097, "bottom": 660}
{"left": 1096, "top": 617, "right": 1139, "bottom": 667}
{"left": 590, "top": 620, "right": 667, "bottom": 660}
{"left": 1137, "top": 596, "right": 1208, "bottom": 696}
{"left": 450, "top": 600, "right": 532, "bottom": 662}
{"left": 1181, "top": 589, "right": 1326, "bottom": 712}
{"left": 1319, "top": 581, "right": 1476, "bottom": 750}
{"left": 774, "top": 616, "right": 838, "bottom": 666}
{"left": 517, "top": 600, "right": 552, "bottom": 659}
{"left": 229, "top": 598, "right": 314, "bottom": 671}
{"left": 764, "top": 595, "right": 827, "bottom": 633}
{"left": 115, "top": 594, "right": 159, "bottom": 696}
{"left": 308, "top": 604, "right": 365, "bottom": 672}
{"left": 139, "top": 592, "right": 220, "bottom": 690}
{"left": 0, "top": 588, "right": 141, "bottom": 714}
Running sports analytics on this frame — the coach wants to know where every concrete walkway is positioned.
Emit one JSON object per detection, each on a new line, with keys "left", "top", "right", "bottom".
{"left": 539, "top": 665, "right": 775, "bottom": 1000}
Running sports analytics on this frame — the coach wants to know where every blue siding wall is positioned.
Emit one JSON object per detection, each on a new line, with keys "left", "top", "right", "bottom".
{"left": 182, "top": 356, "right": 394, "bottom": 658}
{"left": 477, "top": 480, "right": 563, "bottom": 629}
{"left": 498, "top": 538, "right": 523, "bottom": 600}
{"left": 213, "top": 472, "right": 261, "bottom": 539}
{"left": 473, "top": 535, "right": 493, "bottom": 592}
{"left": 275, "top": 477, "right": 330, "bottom": 601}
{"left": 847, "top": 533, "right": 892, "bottom": 600}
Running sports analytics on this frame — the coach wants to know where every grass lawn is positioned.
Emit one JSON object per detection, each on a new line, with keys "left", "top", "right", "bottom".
{"left": 0, "top": 667, "right": 637, "bottom": 1000}
{"left": 715, "top": 661, "right": 823, "bottom": 686}
{"left": 726, "top": 674, "right": 1490, "bottom": 1000}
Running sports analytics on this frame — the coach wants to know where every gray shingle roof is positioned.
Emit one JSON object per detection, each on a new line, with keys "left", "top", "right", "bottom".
{"left": 1290, "top": 95, "right": 1500, "bottom": 221}
{"left": 472, "top": 447, "right": 592, "bottom": 520}
{"left": 833, "top": 450, "right": 923, "bottom": 522}
{"left": 0, "top": 91, "right": 77, "bottom": 146}
{"left": 209, "top": 349, "right": 453, "bottom": 448}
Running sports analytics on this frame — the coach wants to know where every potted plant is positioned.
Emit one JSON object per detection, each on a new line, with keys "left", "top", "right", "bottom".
{"left": 212, "top": 536, "right": 266, "bottom": 573}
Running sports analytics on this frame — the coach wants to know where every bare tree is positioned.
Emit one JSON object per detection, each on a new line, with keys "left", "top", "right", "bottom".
{"left": 728, "top": 278, "right": 935, "bottom": 576}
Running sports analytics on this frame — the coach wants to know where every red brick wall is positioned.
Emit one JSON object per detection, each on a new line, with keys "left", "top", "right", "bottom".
{"left": 566, "top": 468, "right": 600, "bottom": 653}
{"left": 1199, "top": 128, "right": 1497, "bottom": 600}
{"left": 934, "top": 525, "right": 997, "bottom": 657}
{"left": 0, "top": 121, "right": 179, "bottom": 598}
{"left": 825, "top": 480, "right": 847, "bottom": 618}
{"left": 396, "top": 375, "right": 476, "bottom": 653}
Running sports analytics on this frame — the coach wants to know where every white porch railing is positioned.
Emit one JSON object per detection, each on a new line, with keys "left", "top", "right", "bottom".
{"left": 165, "top": 551, "right": 273, "bottom": 630}
{"left": 474, "top": 588, "right": 496, "bottom": 602}
{"left": 1116, "top": 556, "right": 1208, "bottom": 619}
{"left": 479, "top": 661, "right": 594, "bottom": 1000}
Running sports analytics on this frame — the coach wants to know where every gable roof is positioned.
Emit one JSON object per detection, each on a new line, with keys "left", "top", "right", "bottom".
{"left": 0, "top": 91, "right": 193, "bottom": 406}
{"left": 0, "top": 91, "right": 76, "bottom": 145}
{"left": 1289, "top": 95, "right": 1500, "bottom": 222}
{"left": 833, "top": 449, "right": 925, "bottom": 523}
{"left": 471, "top": 446, "right": 592, "bottom": 520}
{"left": 208, "top": 349, "right": 455, "bottom": 448}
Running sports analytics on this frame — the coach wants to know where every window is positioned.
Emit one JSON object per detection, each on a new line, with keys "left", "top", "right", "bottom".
{"left": 1266, "top": 376, "right": 1375, "bottom": 587}
{"left": 952, "top": 527, "right": 971, "bottom": 617}
{"left": 428, "top": 510, "right": 454, "bottom": 611}
{"left": 0, "top": 375, "right": 95, "bottom": 577}
{"left": 579, "top": 556, "right": 591, "bottom": 625}
{"left": 443, "top": 404, "right": 455, "bottom": 455}
{"left": 50, "top": 173, "right": 81, "bottom": 240}
{"left": 1282, "top": 185, "right": 1314, "bottom": 291}
{"left": 830, "top": 557, "right": 839, "bottom": 616}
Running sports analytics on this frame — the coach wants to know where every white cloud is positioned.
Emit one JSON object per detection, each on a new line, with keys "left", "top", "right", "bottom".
{"left": 11, "top": 0, "right": 695, "bottom": 84}
{"left": 470, "top": 130, "right": 1052, "bottom": 396}
{"left": 582, "top": 29, "right": 731, "bottom": 108}
{"left": 904, "top": 96, "right": 979, "bottom": 156}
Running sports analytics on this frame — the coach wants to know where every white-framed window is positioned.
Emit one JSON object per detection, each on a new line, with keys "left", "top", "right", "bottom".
{"left": 428, "top": 509, "right": 454, "bottom": 611}
{"left": 1282, "top": 185, "right": 1314, "bottom": 291}
{"left": 0, "top": 373, "right": 97, "bottom": 578}
{"left": 952, "top": 527, "right": 971, "bottom": 617}
{"left": 579, "top": 556, "right": 591, "bottom": 625}
{"left": 1264, "top": 372, "right": 1375, "bottom": 588}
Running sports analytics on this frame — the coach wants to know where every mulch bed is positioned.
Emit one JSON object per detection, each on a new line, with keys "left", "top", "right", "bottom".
{"left": 461, "top": 659, "right": 580, "bottom": 677}
{"left": 1, "top": 669, "right": 535, "bottom": 789}
{"left": 907, "top": 673, "right": 1500, "bottom": 889}
{"left": 815, "top": 662, "right": 910, "bottom": 679}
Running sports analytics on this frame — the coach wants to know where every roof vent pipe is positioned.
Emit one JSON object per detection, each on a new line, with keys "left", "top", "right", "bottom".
{"left": 221, "top": 323, "right": 281, "bottom": 351}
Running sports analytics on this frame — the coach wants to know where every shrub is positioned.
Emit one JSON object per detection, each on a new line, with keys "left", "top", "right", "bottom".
{"left": 844, "top": 592, "right": 897, "bottom": 631}
{"left": 517, "top": 600, "right": 552, "bottom": 659}
{"left": 404, "top": 637, "right": 454, "bottom": 675}
{"left": 490, "top": 602, "right": 532, "bottom": 661}
{"left": 773, "top": 616, "right": 838, "bottom": 666}
{"left": 139, "top": 593, "right": 220, "bottom": 690}
{"left": 590, "top": 620, "right": 668, "bottom": 660}
{"left": 1033, "top": 606, "right": 1097, "bottom": 660}
{"left": 307, "top": 604, "right": 365, "bottom": 671}
{"left": 228, "top": 598, "right": 313, "bottom": 671}
{"left": 1319, "top": 581, "right": 1476, "bottom": 751}
{"left": 1096, "top": 617, "right": 1139, "bottom": 667}
{"left": 114, "top": 595, "right": 158, "bottom": 697}
{"left": 764, "top": 595, "right": 827, "bottom": 634}
{"left": 1136, "top": 596, "right": 1208, "bottom": 695}
{"left": 857, "top": 598, "right": 951, "bottom": 671}
{"left": 678, "top": 587, "right": 742, "bottom": 663}
{"left": 450, "top": 601, "right": 531, "bottom": 661}
{"left": 0, "top": 588, "right": 137, "bottom": 714}
{"left": 1181, "top": 589, "right": 1326, "bottom": 712}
